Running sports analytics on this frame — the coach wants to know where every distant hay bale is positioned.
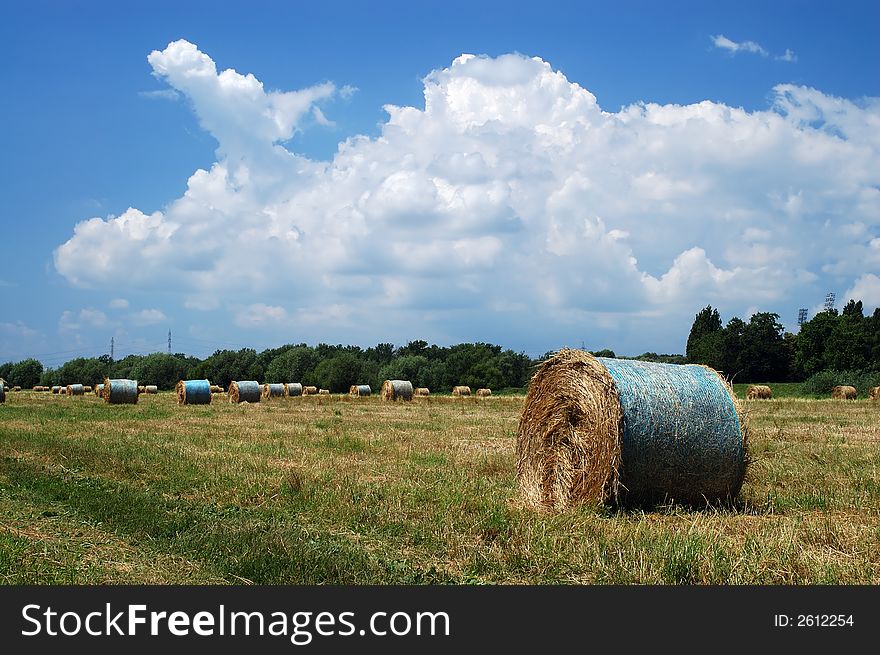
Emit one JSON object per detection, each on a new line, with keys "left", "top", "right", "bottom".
{"left": 66, "top": 384, "right": 84, "bottom": 396}
{"left": 0, "top": 385, "right": 4, "bottom": 403}
{"left": 318, "top": 389, "right": 330, "bottom": 395}
{"left": 517, "top": 349, "right": 748, "bottom": 510}
{"left": 284, "top": 383, "right": 303, "bottom": 397}
{"left": 82, "top": 385, "right": 92, "bottom": 393}
{"left": 452, "top": 385, "right": 471, "bottom": 396}
{"left": 349, "top": 384, "right": 372, "bottom": 397}
{"left": 144, "top": 385, "right": 158, "bottom": 394}
{"left": 381, "top": 379, "right": 413, "bottom": 401}
{"left": 414, "top": 387, "right": 430, "bottom": 397}
{"left": 210, "top": 385, "right": 224, "bottom": 394}
{"left": 176, "top": 379, "right": 211, "bottom": 405}
{"left": 832, "top": 385, "right": 857, "bottom": 400}
{"left": 94, "top": 384, "right": 104, "bottom": 397}
{"left": 137, "top": 385, "right": 146, "bottom": 395}
{"left": 103, "top": 378, "right": 139, "bottom": 405}
{"left": 52, "top": 386, "right": 61, "bottom": 394}
{"left": 476, "top": 388, "right": 492, "bottom": 397}
{"left": 302, "top": 386, "right": 318, "bottom": 396}
{"left": 869, "top": 386, "right": 880, "bottom": 400}
{"left": 262, "top": 383, "right": 285, "bottom": 399}
{"left": 12, "top": 386, "right": 21, "bottom": 392}
{"left": 746, "top": 385, "right": 772, "bottom": 400}
{"left": 229, "top": 380, "right": 261, "bottom": 404}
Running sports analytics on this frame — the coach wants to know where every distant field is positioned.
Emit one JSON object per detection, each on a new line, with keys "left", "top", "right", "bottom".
{"left": 732, "top": 382, "right": 805, "bottom": 399}
{"left": 1, "top": 390, "right": 878, "bottom": 584}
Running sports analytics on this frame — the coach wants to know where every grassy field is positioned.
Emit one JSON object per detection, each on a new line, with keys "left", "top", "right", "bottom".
{"left": 1, "top": 390, "right": 878, "bottom": 584}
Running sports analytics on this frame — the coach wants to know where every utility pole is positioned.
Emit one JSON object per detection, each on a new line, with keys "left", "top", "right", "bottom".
{"left": 168, "top": 330, "right": 172, "bottom": 355}
{"left": 110, "top": 337, "right": 114, "bottom": 362}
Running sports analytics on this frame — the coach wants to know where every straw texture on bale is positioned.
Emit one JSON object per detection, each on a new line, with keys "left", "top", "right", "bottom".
{"left": 144, "top": 385, "right": 158, "bottom": 394}
{"left": 210, "top": 385, "right": 224, "bottom": 394}
{"left": 516, "top": 349, "right": 747, "bottom": 510}
{"left": 832, "top": 385, "right": 857, "bottom": 400}
{"left": 452, "top": 385, "right": 471, "bottom": 396}
{"left": 746, "top": 385, "right": 772, "bottom": 400}
{"left": 318, "top": 389, "right": 330, "bottom": 395}
{"left": 94, "top": 384, "right": 104, "bottom": 397}
{"left": 349, "top": 384, "right": 372, "bottom": 397}
{"left": 302, "top": 386, "right": 318, "bottom": 395}
{"left": 66, "top": 384, "right": 84, "bottom": 396}
{"left": 229, "top": 380, "right": 261, "bottom": 404}
{"left": 13, "top": 386, "right": 21, "bottom": 392}
{"left": 83, "top": 386, "right": 93, "bottom": 393}
{"left": 103, "top": 378, "right": 139, "bottom": 404}
{"left": 381, "top": 379, "right": 413, "bottom": 401}
{"left": 52, "top": 386, "right": 61, "bottom": 394}
{"left": 262, "top": 383, "right": 285, "bottom": 399}
{"left": 476, "top": 388, "right": 492, "bottom": 397}
{"left": 284, "top": 383, "right": 303, "bottom": 397}
{"left": 869, "top": 386, "right": 880, "bottom": 400}
{"left": 414, "top": 387, "right": 430, "bottom": 396}
{"left": 137, "top": 385, "right": 146, "bottom": 395}
{"left": 176, "top": 379, "right": 211, "bottom": 405}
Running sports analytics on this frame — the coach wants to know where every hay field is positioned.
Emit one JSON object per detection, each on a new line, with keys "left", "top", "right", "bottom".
{"left": 1, "top": 390, "right": 878, "bottom": 584}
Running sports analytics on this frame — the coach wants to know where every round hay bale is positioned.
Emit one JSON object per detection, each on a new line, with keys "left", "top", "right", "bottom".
{"left": 229, "top": 380, "right": 261, "bottom": 404}
{"left": 476, "top": 388, "right": 492, "bottom": 397}
{"left": 349, "top": 384, "right": 372, "bottom": 397}
{"left": 832, "top": 385, "right": 857, "bottom": 400}
{"left": 82, "top": 385, "right": 93, "bottom": 393}
{"left": 51, "top": 386, "right": 61, "bottom": 394}
{"left": 103, "top": 378, "right": 139, "bottom": 405}
{"left": 284, "top": 383, "right": 303, "bottom": 397}
{"left": 746, "top": 385, "right": 772, "bottom": 400}
{"left": 869, "top": 386, "right": 880, "bottom": 400}
{"left": 66, "top": 384, "right": 84, "bottom": 396}
{"left": 318, "top": 389, "right": 330, "bottom": 395}
{"left": 94, "top": 384, "right": 104, "bottom": 397}
{"left": 262, "top": 383, "right": 285, "bottom": 399}
{"left": 12, "top": 386, "right": 21, "bottom": 392}
{"left": 144, "top": 385, "right": 158, "bottom": 394}
{"left": 176, "top": 379, "right": 211, "bottom": 405}
{"left": 302, "top": 385, "right": 318, "bottom": 396}
{"left": 516, "top": 349, "right": 747, "bottom": 510}
{"left": 414, "top": 387, "right": 430, "bottom": 397}
{"left": 381, "top": 379, "right": 413, "bottom": 401}
{"left": 210, "top": 385, "right": 224, "bottom": 394}
{"left": 452, "top": 385, "right": 471, "bottom": 396}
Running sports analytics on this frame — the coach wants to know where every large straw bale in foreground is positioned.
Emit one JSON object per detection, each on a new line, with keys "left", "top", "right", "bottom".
{"left": 381, "top": 379, "right": 413, "bottom": 401}
{"left": 832, "top": 385, "right": 857, "bottom": 400}
{"left": 746, "top": 385, "right": 772, "bottom": 400}
{"left": 517, "top": 349, "right": 747, "bottom": 510}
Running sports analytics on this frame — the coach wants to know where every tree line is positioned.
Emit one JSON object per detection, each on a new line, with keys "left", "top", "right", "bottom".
{"left": 0, "top": 341, "right": 534, "bottom": 394}
{"left": 686, "top": 299, "right": 880, "bottom": 384}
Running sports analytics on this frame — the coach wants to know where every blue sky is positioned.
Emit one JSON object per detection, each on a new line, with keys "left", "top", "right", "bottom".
{"left": 1, "top": 0, "right": 878, "bottom": 366}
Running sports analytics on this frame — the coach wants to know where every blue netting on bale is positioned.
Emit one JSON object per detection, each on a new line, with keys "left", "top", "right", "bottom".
{"left": 263, "top": 383, "right": 285, "bottom": 399}
{"left": 105, "top": 378, "right": 139, "bottom": 405}
{"left": 0, "top": 381, "right": 5, "bottom": 403}
{"left": 178, "top": 379, "right": 211, "bottom": 405}
{"left": 230, "top": 380, "right": 261, "bottom": 403}
{"left": 350, "top": 384, "right": 372, "bottom": 396}
{"left": 285, "top": 383, "right": 303, "bottom": 397}
{"left": 596, "top": 357, "right": 746, "bottom": 505}
{"left": 67, "top": 384, "right": 84, "bottom": 396}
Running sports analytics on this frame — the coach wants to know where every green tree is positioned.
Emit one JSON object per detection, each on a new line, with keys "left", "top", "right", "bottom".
{"left": 686, "top": 306, "right": 724, "bottom": 369}
{"left": 720, "top": 317, "right": 746, "bottom": 378}
{"left": 313, "top": 353, "right": 371, "bottom": 392}
{"left": 738, "top": 312, "right": 790, "bottom": 381}
{"left": 826, "top": 300, "right": 871, "bottom": 371}
{"left": 9, "top": 358, "right": 43, "bottom": 388}
{"left": 129, "top": 353, "right": 193, "bottom": 390}
{"left": 794, "top": 310, "right": 838, "bottom": 377}
{"left": 264, "top": 346, "right": 318, "bottom": 384}
{"left": 57, "top": 357, "right": 110, "bottom": 386}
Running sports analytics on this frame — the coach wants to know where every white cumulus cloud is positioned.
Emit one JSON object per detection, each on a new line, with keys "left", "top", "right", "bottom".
{"left": 53, "top": 42, "right": 880, "bottom": 352}
{"left": 129, "top": 309, "right": 168, "bottom": 326}
{"left": 712, "top": 34, "right": 768, "bottom": 56}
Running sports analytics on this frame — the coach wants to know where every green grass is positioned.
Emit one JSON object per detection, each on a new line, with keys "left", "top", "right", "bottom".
{"left": 1, "top": 390, "right": 878, "bottom": 584}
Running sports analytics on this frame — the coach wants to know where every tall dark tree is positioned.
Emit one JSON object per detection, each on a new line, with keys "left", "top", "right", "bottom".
{"left": 738, "top": 312, "right": 790, "bottom": 381}
{"left": 686, "top": 305, "right": 724, "bottom": 369}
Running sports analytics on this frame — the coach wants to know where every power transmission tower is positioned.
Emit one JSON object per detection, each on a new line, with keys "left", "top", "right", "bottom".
{"left": 168, "top": 330, "right": 172, "bottom": 354}
{"left": 110, "top": 337, "right": 114, "bottom": 362}
{"left": 823, "top": 292, "right": 836, "bottom": 312}
{"left": 797, "top": 308, "right": 808, "bottom": 326}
